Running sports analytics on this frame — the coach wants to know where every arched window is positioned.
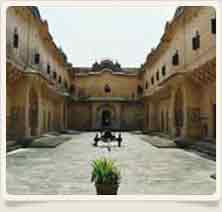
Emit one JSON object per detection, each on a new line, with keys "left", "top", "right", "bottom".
{"left": 64, "top": 80, "right": 68, "bottom": 89}
{"left": 70, "top": 85, "right": 75, "bottom": 93}
{"left": 151, "top": 76, "right": 154, "bottom": 85}
{"left": 53, "top": 71, "right": 57, "bottom": 80}
{"left": 162, "top": 65, "right": 166, "bottom": 76}
{"left": 192, "top": 31, "right": 200, "bottom": 50}
{"left": 172, "top": 50, "right": 179, "bottom": 66}
{"left": 34, "top": 52, "right": 40, "bottom": 64}
{"left": 145, "top": 81, "right": 148, "bottom": 89}
{"left": 13, "top": 28, "right": 19, "bottom": 48}
{"left": 137, "top": 85, "right": 143, "bottom": 96}
{"left": 156, "top": 70, "right": 159, "bottom": 81}
{"left": 58, "top": 76, "right": 62, "bottom": 83}
{"left": 211, "top": 18, "right": 216, "bottom": 34}
{"left": 104, "top": 84, "right": 111, "bottom": 93}
{"left": 47, "top": 64, "right": 51, "bottom": 74}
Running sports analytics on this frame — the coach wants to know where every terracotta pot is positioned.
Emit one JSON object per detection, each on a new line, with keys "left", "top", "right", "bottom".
{"left": 95, "top": 184, "right": 119, "bottom": 195}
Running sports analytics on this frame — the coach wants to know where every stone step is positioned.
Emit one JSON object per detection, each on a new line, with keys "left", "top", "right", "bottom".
{"left": 6, "top": 140, "right": 21, "bottom": 152}
{"left": 174, "top": 137, "right": 216, "bottom": 159}
{"left": 6, "top": 133, "right": 74, "bottom": 152}
{"left": 141, "top": 135, "right": 177, "bottom": 148}
{"left": 29, "top": 135, "right": 73, "bottom": 148}
{"left": 192, "top": 141, "right": 216, "bottom": 157}
{"left": 7, "top": 140, "right": 17, "bottom": 147}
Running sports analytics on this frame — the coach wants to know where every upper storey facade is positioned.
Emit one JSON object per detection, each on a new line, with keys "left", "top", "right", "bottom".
{"left": 6, "top": 6, "right": 216, "bottom": 101}
{"left": 142, "top": 6, "right": 216, "bottom": 96}
{"left": 6, "top": 6, "right": 71, "bottom": 92}
{"left": 70, "top": 59, "right": 142, "bottom": 100}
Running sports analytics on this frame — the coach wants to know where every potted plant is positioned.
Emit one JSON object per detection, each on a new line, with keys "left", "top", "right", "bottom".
{"left": 91, "top": 158, "right": 121, "bottom": 195}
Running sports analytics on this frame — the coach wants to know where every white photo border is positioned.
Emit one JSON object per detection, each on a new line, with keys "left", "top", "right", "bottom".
{"left": 1, "top": 0, "right": 220, "bottom": 201}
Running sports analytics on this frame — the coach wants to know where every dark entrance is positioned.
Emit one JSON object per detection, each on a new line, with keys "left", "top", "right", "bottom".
{"left": 102, "top": 110, "right": 111, "bottom": 127}
{"left": 29, "top": 88, "right": 38, "bottom": 136}
{"left": 174, "top": 88, "right": 184, "bottom": 136}
{"left": 166, "top": 110, "right": 169, "bottom": 132}
{"left": 161, "top": 111, "right": 164, "bottom": 131}
{"left": 146, "top": 105, "right": 150, "bottom": 129}
{"left": 213, "top": 104, "right": 216, "bottom": 138}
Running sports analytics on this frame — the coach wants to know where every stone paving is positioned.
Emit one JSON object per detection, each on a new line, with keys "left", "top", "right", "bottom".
{"left": 6, "top": 132, "right": 216, "bottom": 195}
{"left": 140, "top": 134, "right": 177, "bottom": 148}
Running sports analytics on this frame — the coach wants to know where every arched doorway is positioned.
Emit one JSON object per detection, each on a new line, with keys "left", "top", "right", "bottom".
{"left": 48, "top": 111, "right": 51, "bottom": 131}
{"left": 166, "top": 110, "right": 169, "bottom": 132}
{"left": 29, "top": 88, "right": 39, "bottom": 136}
{"left": 213, "top": 104, "right": 216, "bottom": 138}
{"left": 161, "top": 110, "right": 164, "bottom": 131}
{"left": 95, "top": 104, "right": 117, "bottom": 130}
{"left": 146, "top": 104, "right": 150, "bottom": 129}
{"left": 102, "top": 110, "right": 111, "bottom": 127}
{"left": 174, "top": 88, "right": 184, "bottom": 136}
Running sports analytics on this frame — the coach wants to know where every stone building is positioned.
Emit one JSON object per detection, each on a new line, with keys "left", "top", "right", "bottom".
{"left": 68, "top": 60, "right": 143, "bottom": 130}
{"left": 142, "top": 6, "right": 216, "bottom": 140}
{"left": 6, "top": 6, "right": 216, "bottom": 141}
{"left": 6, "top": 7, "right": 71, "bottom": 139}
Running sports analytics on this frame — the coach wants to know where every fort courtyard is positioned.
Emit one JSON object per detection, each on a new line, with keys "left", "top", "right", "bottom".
{"left": 6, "top": 6, "right": 216, "bottom": 195}
{"left": 7, "top": 132, "right": 215, "bottom": 195}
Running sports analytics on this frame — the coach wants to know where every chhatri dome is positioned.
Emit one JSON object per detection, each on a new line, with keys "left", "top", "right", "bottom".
{"left": 92, "top": 58, "right": 122, "bottom": 72}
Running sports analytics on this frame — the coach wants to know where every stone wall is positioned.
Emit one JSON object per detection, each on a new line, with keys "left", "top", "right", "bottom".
{"left": 142, "top": 7, "right": 216, "bottom": 139}
{"left": 67, "top": 101, "right": 143, "bottom": 131}
{"left": 6, "top": 6, "right": 216, "bottom": 141}
{"left": 75, "top": 70, "right": 140, "bottom": 99}
{"left": 6, "top": 7, "right": 70, "bottom": 140}
{"left": 68, "top": 102, "right": 92, "bottom": 130}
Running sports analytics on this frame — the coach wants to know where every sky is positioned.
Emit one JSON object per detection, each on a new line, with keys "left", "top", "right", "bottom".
{"left": 39, "top": 6, "right": 177, "bottom": 67}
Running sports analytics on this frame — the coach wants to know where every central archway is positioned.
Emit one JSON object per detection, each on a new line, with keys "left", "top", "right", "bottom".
{"left": 102, "top": 110, "right": 111, "bottom": 127}
{"left": 95, "top": 104, "right": 117, "bottom": 130}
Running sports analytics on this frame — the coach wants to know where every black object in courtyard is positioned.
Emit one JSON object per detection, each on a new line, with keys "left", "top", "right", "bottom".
{"left": 93, "top": 129, "right": 122, "bottom": 148}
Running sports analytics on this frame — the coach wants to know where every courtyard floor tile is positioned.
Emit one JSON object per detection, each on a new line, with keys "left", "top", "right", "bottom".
{"left": 6, "top": 132, "right": 216, "bottom": 195}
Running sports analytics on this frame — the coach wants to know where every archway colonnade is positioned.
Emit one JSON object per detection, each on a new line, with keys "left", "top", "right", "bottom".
{"left": 7, "top": 73, "right": 68, "bottom": 139}
{"left": 143, "top": 76, "right": 216, "bottom": 139}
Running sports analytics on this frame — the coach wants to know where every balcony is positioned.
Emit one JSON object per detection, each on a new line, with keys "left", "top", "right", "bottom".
{"left": 70, "top": 92, "right": 141, "bottom": 102}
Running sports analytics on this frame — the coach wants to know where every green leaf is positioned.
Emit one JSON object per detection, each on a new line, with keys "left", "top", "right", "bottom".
{"left": 91, "top": 158, "right": 121, "bottom": 185}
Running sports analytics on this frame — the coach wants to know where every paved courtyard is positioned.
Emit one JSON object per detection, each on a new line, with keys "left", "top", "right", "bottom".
{"left": 6, "top": 132, "right": 216, "bottom": 195}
